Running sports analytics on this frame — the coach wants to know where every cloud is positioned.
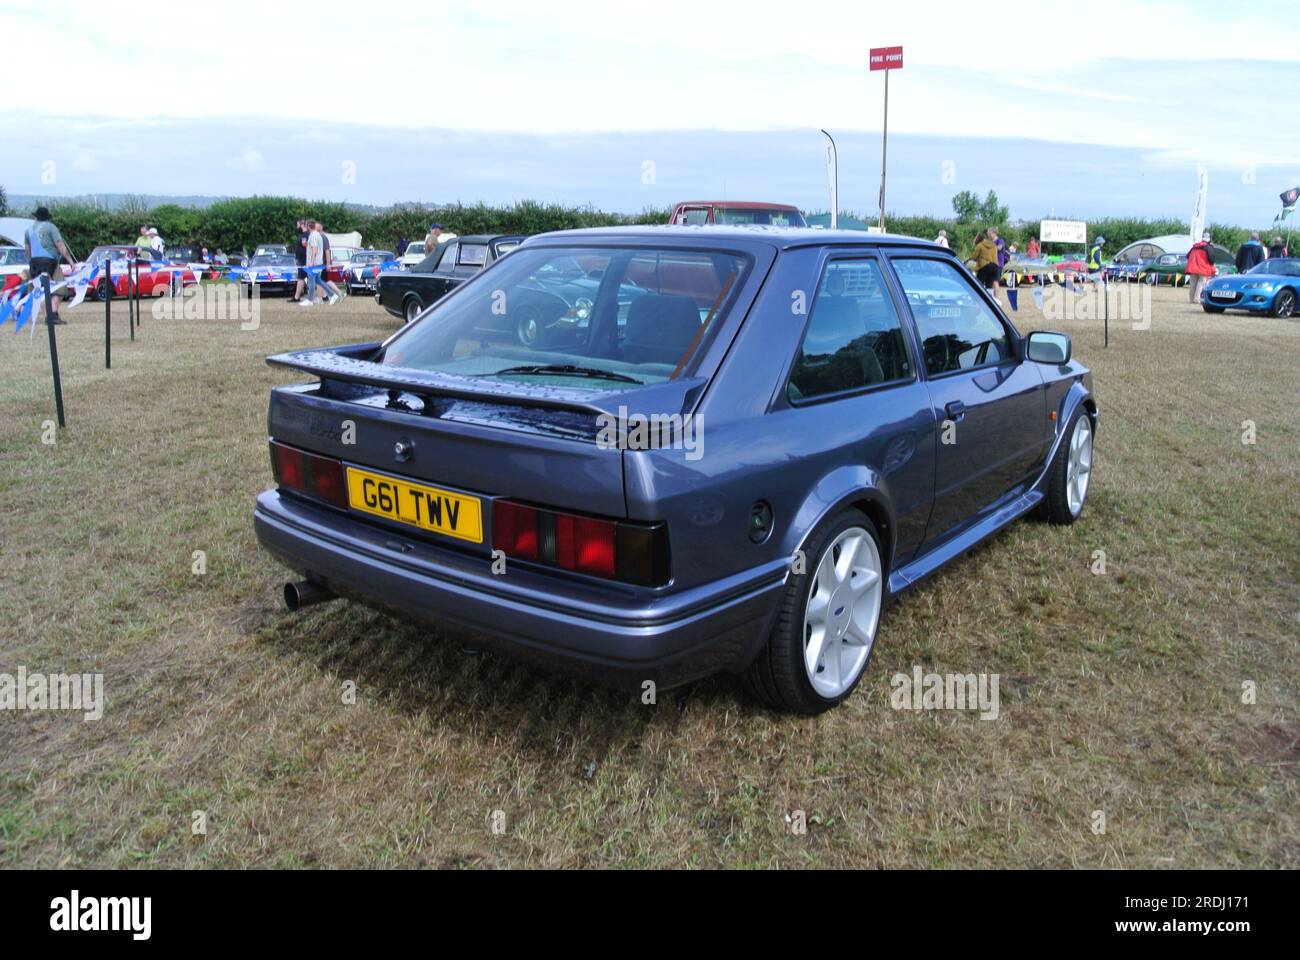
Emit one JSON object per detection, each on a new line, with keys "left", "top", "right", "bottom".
{"left": 226, "top": 148, "right": 265, "bottom": 172}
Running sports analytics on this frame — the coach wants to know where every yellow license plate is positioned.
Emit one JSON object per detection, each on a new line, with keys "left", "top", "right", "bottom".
{"left": 345, "top": 467, "right": 483, "bottom": 544}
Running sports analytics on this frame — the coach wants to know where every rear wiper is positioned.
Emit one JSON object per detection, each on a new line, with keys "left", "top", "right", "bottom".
{"left": 489, "top": 364, "right": 643, "bottom": 385}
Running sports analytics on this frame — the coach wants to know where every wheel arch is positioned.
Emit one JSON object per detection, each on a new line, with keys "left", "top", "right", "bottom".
{"left": 780, "top": 466, "right": 898, "bottom": 584}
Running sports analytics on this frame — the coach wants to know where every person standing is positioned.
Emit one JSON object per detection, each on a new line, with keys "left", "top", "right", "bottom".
{"left": 135, "top": 226, "right": 151, "bottom": 251}
{"left": 1268, "top": 236, "right": 1288, "bottom": 259}
{"left": 1235, "top": 233, "right": 1266, "bottom": 273}
{"left": 292, "top": 219, "right": 310, "bottom": 302}
{"left": 314, "top": 221, "right": 342, "bottom": 304}
{"left": 148, "top": 227, "right": 165, "bottom": 255}
{"left": 1026, "top": 236, "right": 1040, "bottom": 260}
{"left": 423, "top": 223, "right": 442, "bottom": 249}
{"left": 396, "top": 237, "right": 409, "bottom": 257}
{"left": 988, "top": 227, "right": 1008, "bottom": 298}
{"left": 934, "top": 229, "right": 949, "bottom": 249}
{"left": 972, "top": 230, "right": 1000, "bottom": 292}
{"left": 24, "top": 207, "right": 77, "bottom": 325}
{"left": 1086, "top": 235, "right": 1105, "bottom": 282}
{"left": 1186, "top": 231, "right": 1217, "bottom": 303}
{"left": 300, "top": 223, "right": 325, "bottom": 306}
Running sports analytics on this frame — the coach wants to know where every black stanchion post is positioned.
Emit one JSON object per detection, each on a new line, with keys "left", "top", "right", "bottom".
{"left": 41, "top": 275, "right": 66, "bottom": 428}
{"left": 1104, "top": 276, "right": 1109, "bottom": 348}
{"left": 104, "top": 259, "right": 111, "bottom": 369}
{"left": 133, "top": 258, "right": 141, "bottom": 329}
{"left": 129, "top": 260, "right": 136, "bottom": 341}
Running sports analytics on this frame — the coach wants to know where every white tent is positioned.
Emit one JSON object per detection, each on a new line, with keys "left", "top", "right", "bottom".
{"left": 0, "top": 217, "right": 34, "bottom": 247}
{"left": 326, "top": 230, "right": 362, "bottom": 250}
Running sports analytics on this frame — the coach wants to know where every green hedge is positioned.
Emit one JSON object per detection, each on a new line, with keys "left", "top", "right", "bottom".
{"left": 14, "top": 197, "right": 671, "bottom": 259}
{"left": 10, "top": 193, "right": 1286, "bottom": 261}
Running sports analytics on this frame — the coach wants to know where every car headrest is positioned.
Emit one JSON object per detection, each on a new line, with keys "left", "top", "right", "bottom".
{"left": 623, "top": 295, "right": 703, "bottom": 366}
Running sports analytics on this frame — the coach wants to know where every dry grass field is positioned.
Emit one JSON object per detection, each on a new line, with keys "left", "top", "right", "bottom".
{"left": 1, "top": 280, "right": 1297, "bottom": 868}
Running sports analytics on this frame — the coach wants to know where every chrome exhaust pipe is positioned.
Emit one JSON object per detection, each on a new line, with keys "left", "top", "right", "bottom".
{"left": 283, "top": 579, "right": 335, "bottom": 611}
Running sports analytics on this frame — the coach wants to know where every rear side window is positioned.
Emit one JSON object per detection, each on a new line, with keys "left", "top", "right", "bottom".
{"left": 892, "top": 258, "right": 1011, "bottom": 375}
{"left": 788, "top": 259, "right": 912, "bottom": 402}
{"left": 458, "top": 243, "right": 489, "bottom": 268}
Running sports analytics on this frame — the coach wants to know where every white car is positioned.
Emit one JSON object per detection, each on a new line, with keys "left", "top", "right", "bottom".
{"left": 0, "top": 245, "right": 30, "bottom": 281}
{"left": 399, "top": 241, "right": 426, "bottom": 270}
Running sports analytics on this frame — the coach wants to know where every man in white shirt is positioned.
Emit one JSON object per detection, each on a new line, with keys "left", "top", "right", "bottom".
{"left": 301, "top": 226, "right": 325, "bottom": 306}
{"left": 148, "top": 228, "right": 165, "bottom": 255}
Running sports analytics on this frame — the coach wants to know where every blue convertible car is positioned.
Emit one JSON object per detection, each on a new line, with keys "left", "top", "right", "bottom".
{"left": 1201, "top": 258, "right": 1300, "bottom": 317}
{"left": 255, "top": 227, "right": 1096, "bottom": 714}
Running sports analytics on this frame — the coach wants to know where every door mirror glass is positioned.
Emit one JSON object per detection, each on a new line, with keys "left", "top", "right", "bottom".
{"left": 1026, "top": 330, "right": 1071, "bottom": 364}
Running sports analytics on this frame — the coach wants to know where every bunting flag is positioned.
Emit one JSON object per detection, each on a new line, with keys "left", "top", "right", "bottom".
{"left": 1006, "top": 288, "right": 1018, "bottom": 312}
{"left": 14, "top": 289, "right": 37, "bottom": 332}
{"left": 1032, "top": 286, "right": 1044, "bottom": 311}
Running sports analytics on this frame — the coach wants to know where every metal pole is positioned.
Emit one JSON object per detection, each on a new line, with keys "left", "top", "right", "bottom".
{"left": 129, "top": 260, "right": 136, "bottom": 341}
{"left": 42, "top": 275, "right": 66, "bottom": 428}
{"left": 879, "top": 68, "right": 889, "bottom": 231}
{"left": 1103, "top": 275, "right": 1109, "bottom": 348}
{"left": 104, "top": 259, "right": 111, "bottom": 369}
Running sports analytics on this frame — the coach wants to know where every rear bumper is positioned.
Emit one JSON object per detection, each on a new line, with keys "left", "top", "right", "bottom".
{"left": 253, "top": 490, "right": 782, "bottom": 689}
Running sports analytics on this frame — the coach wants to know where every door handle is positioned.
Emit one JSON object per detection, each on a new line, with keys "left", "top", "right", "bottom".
{"left": 945, "top": 400, "right": 966, "bottom": 422}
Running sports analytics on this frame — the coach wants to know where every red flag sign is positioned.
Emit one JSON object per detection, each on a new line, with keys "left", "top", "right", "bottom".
{"left": 869, "top": 46, "right": 903, "bottom": 71}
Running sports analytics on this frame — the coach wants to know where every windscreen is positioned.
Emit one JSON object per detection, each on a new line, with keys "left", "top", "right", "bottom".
{"left": 381, "top": 245, "right": 749, "bottom": 391}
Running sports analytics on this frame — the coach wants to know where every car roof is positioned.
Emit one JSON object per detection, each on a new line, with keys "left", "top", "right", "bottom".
{"left": 675, "top": 201, "right": 802, "bottom": 211}
{"left": 526, "top": 224, "right": 945, "bottom": 252}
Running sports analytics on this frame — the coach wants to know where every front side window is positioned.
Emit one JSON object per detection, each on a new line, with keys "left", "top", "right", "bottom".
{"left": 788, "top": 259, "right": 912, "bottom": 402}
{"left": 892, "top": 258, "right": 1011, "bottom": 376}
{"left": 381, "top": 245, "right": 749, "bottom": 391}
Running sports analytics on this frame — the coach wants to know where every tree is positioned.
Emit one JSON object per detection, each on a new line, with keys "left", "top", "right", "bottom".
{"left": 952, "top": 189, "right": 1009, "bottom": 225}
{"left": 979, "top": 190, "right": 1008, "bottom": 224}
{"left": 951, "top": 190, "right": 981, "bottom": 223}
{"left": 0, "top": 184, "right": 8, "bottom": 217}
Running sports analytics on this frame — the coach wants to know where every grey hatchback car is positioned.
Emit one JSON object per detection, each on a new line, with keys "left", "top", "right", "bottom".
{"left": 255, "top": 226, "right": 1096, "bottom": 714}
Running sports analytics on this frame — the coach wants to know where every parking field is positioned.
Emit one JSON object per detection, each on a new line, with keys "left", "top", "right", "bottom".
{"left": 1, "top": 286, "right": 1297, "bottom": 868}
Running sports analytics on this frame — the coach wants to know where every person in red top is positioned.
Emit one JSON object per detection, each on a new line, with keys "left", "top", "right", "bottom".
{"left": 1185, "top": 231, "right": 1216, "bottom": 304}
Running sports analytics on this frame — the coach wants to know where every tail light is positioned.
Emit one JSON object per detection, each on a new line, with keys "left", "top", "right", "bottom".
{"left": 492, "top": 500, "right": 669, "bottom": 586}
{"left": 269, "top": 441, "right": 347, "bottom": 509}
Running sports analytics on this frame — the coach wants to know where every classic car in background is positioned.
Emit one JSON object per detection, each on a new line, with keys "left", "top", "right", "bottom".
{"left": 345, "top": 250, "right": 397, "bottom": 294}
{"left": 82, "top": 245, "right": 203, "bottom": 300}
{"left": 324, "top": 246, "right": 359, "bottom": 285}
{"left": 0, "top": 245, "right": 29, "bottom": 281}
{"left": 239, "top": 253, "right": 299, "bottom": 298}
{"left": 257, "top": 226, "right": 1096, "bottom": 714}
{"left": 1201, "top": 258, "right": 1300, "bottom": 317}
{"left": 1137, "top": 246, "right": 1236, "bottom": 285}
{"left": 669, "top": 200, "right": 807, "bottom": 228}
{"left": 398, "top": 241, "right": 427, "bottom": 270}
{"left": 377, "top": 235, "right": 523, "bottom": 324}
{"left": 255, "top": 243, "right": 290, "bottom": 258}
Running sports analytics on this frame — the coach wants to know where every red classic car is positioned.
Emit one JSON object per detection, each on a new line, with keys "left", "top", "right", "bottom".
{"left": 84, "top": 246, "right": 202, "bottom": 300}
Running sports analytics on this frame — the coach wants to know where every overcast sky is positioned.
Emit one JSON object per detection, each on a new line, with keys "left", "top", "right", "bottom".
{"left": 3, "top": 0, "right": 1298, "bottom": 222}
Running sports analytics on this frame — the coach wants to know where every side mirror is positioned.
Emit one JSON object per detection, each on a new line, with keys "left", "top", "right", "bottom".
{"left": 1026, "top": 330, "right": 1071, "bottom": 364}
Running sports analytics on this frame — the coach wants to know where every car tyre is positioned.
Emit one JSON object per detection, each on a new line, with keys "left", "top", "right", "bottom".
{"left": 404, "top": 296, "right": 423, "bottom": 324}
{"left": 1040, "top": 407, "right": 1094, "bottom": 525}
{"left": 95, "top": 278, "right": 113, "bottom": 301}
{"left": 745, "top": 509, "right": 885, "bottom": 715}
{"left": 515, "top": 306, "right": 543, "bottom": 347}
{"left": 1270, "top": 289, "right": 1296, "bottom": 319}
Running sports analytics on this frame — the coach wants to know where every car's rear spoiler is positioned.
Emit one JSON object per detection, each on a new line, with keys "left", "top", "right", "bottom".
{"left": 266, "top": 343, "right": 708, "bottom": 419}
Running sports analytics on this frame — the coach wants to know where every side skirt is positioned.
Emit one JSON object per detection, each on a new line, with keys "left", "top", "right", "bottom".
{"left": 887, "top": 490, "right": 1045, "bottom": 595}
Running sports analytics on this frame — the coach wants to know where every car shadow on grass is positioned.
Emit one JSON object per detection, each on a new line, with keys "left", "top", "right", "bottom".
{"left": 249, "top": 593, "right": 748, "bottom": 764}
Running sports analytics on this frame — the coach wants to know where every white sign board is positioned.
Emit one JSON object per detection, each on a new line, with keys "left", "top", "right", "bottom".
{"left": 1039, "top": 219, "right": 1087, "bottom": 244}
